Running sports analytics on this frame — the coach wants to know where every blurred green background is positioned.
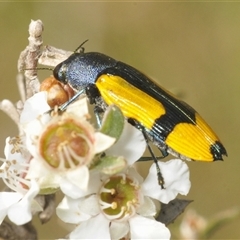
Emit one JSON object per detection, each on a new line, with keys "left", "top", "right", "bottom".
{"left": 0, "top": 2, "right": 240, "bottom": 239}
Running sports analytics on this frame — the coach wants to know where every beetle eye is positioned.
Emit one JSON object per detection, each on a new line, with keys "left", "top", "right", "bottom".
{"left": 53, "top": 63, "right": 68, "bottom": 84}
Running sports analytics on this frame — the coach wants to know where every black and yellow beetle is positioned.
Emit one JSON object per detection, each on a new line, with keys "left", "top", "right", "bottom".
{"left": 53, "top": 47, "right": 227, "bottom": 165}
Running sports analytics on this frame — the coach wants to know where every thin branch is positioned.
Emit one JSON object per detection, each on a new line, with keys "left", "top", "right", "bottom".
{"left": 38, "top": 45, "right": 73, "bottom": 67}
{"left": 17, "top": 19, "right": 43, "bottom": 99}
{"left": 35, "top": 194, "right": 56, "bottom": 224}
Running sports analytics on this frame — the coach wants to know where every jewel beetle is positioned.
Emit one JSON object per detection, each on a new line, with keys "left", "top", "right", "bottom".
{"left": 53, "top": 46, "right": 227, "bottom": 164}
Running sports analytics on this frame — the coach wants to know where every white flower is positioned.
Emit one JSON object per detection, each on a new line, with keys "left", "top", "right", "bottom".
{"left": 20, "top": 92, "right": 116, "bottom": 192}
{"left": 56, "top": 159, "right": 190, "bottom": 239}
{"left": 0, "top": 136, "right": 41, "bottom": 225}
{"left": 57, "top": 168, "right": 171, "bottom": 240}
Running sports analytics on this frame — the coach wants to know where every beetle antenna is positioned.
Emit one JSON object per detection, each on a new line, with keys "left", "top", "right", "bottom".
{"left": 59, "top": 89, "right": 86, "bottom": 111}
{"left": 24, "top": 67, "right": 53, "bottom": 71}
{"left": 74, "top": 39, "right": 89, "bottom": 54}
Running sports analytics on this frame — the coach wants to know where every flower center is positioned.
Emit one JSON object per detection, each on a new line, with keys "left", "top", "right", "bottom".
{"left": 99, "top": 174, "right": 140, "bottom": 221}
{"left": 39, "top": 119, "right": 92, "bottom": 169}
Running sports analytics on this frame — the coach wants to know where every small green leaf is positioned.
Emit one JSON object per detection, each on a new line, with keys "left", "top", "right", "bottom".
{"left": 92, "top": 155, "right": 126, "bottom": 175}
{"left": 100, "top": 105, "right": 124, "bottom": 141}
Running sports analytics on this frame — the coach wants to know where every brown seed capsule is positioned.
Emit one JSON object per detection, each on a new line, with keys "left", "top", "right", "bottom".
{"left": 40, "top": 76, "right": 75, "bottom": 108}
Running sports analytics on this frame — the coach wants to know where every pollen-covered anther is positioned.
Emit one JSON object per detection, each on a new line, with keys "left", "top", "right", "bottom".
{"left": 102, "top": 187, "right": 116, "bottom": 195}
{"left": 99, "top": 200, "right": 118, "bottom": 210}
{"left": 111, "top": 202, "right": 118, "bottom": 209}
{"left": 8, "top": 136, "right": 23, "bottom": 154}
{"left": 98, "top": 174, "right": 140, "bottom": 221}
{"left": 12, "top": 159, "right": 17, "bottom": 165}
{"left": 110, "top": 188, "right": 116, "bottom": 195}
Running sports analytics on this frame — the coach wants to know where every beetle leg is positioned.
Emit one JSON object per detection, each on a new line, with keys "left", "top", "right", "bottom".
{"left": 141, "top": 129, "right": 165, "bottom": 189}
{"left": 128, "top": 118, "right": 165, "bottom": 188}
{"left": 94, "top": 106, "right": 104, "bottom": 128}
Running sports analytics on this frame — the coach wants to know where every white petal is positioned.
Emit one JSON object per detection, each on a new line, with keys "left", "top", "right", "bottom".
{"left": 127, "top": 167, "right": 144, "bottom": 184}
{"left": 62, "top": 166, "right": 89, "bottom": 192}
{"left": 60, "top": 179, "right": 86, "bottom": 199}
{"left": 57, "top": 196, "right": 91, "bottom": 224}
{"left": 69, "top": 214, "right": 111, "bottom": 239}
{"left": 25, "top": 159, "right": 44, "bottom": 179}
{"left": 20, "top": 91, "right": 50, "bottom": 124}
{"left": 142, "top": 159, "right": 191, "bottom": 204}
{"left": 79, "top": 195, "right": 100, "bottom": 216}
{"left": 8, "top": 180, "right": 40, "bottom": 225}
{"left": 26, "top": 159, "right": 60, "bottom": 190}
{"left": 0, "top": 192, "right": 22, "bottom": 224}
{"left": 106, "top": 122, "right": 146, "bottom": 165}
{"left": 23, "top": 118, "right": 45, "bottom": 140}
{"left": 60, "top": 170, "right": 101, "bottom": 199}
{"left": 110, "top": 221, "right": 129, "bottom": 240}
{"left": 66, "top": 97, "right": 89, "bottom": 117}
{"left": 94, "top": 132, "right": 116, "bottom": 154}
{"left": 8, "top": 201, "right": 32, "bottom": 225}
{"left": 23, "top": 115, "right": 51, "bottom": 157}
{"left": 137, "top": 196, "right": 157, "bottom": 217}
{"left": 129, "top": 215, "right": 171, "bottom": 240}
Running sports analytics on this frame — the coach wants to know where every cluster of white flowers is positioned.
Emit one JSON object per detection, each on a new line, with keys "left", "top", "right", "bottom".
{"left": 0, "top": 87, "right": 191, "bottom": 239}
